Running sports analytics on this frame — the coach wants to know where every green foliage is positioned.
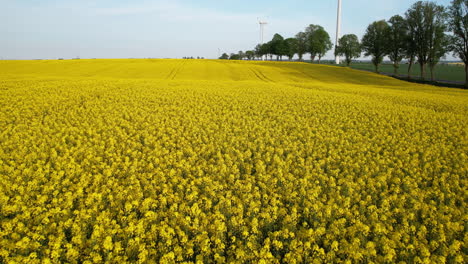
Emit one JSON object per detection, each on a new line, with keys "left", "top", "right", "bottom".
{"left": 284, "top": 38, "right": 298, "bottom": 60}
{"left": 254, "top": 44, "right": 264, "bottom": 59}
{"left": 219, "top": 53, "right": 229, "bottom": 60}
{"left": 229, "top": 53, "right": 241, "bottom": 60}
{"left": 245, "top": 50, "right": 255, "bottom": 60}
{"left": 405, "top": 1, "right": 448, "bottom": 80}
{"left": 428, "top": 27, "right": 450, "bottom": 81}
{"left": 447, "top": 0, "right": 468, "bottom": 87}
{"left": 305, "top": 25, "right": 333, "bottom": 63}
{"left": 335, "top": 34, "right": 362, "bottom": 66}
{"left": 295, "top": 32, "right": 308, "bottom": 61}
{"left": 270, "top": 34, "right": 287, "bottom": 60}
{"left": 361, "top": 20, "right": 390, "bottom": 73}
{"left": 256, "top": 43, "right": 272, "bottom": 59}
{"left": 448, "top": 0, "right": 468, "bottom": 63}
{"left": 387, "top": 15, "right": 408, "bottom": 75}
{"left": 314, "top": 29, "right": 333, "bottom": 63}
{"left": 238, "top": 51, "right": 245, "bottom": 60}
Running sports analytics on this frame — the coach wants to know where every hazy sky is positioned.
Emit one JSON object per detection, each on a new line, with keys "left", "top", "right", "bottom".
{"left": 1, "top": 0, "right": 453, "bottom": 60}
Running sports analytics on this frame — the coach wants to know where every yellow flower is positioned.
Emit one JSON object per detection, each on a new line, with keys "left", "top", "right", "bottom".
{"left": 331, "top": 241, "right": 339, "bottom": 251}
{"left": 1, "top": 59, "right": 466, "bottom": 263}
{"left": 103, "top": 236, "right": 113, "bottom": 251}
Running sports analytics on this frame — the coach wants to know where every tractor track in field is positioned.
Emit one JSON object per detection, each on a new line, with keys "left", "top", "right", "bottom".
{"left": 249, "top": 67, "right": 274, "bottom": 83}
{"left": 166, "top": 61, "right": 187, "bottom": 80}
{"left": 165, "top": 67, "right": 178, "bottom": 80}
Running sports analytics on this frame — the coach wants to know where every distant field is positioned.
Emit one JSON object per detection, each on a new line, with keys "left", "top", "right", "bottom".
{"left": 448, "top": 62, "right": 464, "bottom": 66}
{"left": 0, "top": 59, "right": 413, "bottom": 84}
{"left": 1, "top": 59, "right": 467, "bottom": 263}
{"left": 348, "top": 62, "right": 465, "bottom": 83}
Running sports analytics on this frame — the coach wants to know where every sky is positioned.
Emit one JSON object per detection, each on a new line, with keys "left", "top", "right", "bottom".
{"left": 1, "top": 0, "right": 453, "bottom": 60}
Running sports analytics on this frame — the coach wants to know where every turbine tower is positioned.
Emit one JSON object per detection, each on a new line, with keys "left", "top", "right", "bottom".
{"left": 259, "top": 20, "right": 268, "bottom": 45}
{"left": 258, "top": 19, "right": 268, "bottom": 60}
{"left": 335, "top": 0, "right": 342, "bottom": 64}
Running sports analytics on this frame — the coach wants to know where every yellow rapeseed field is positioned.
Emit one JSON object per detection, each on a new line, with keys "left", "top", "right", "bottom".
{"left": 0, "top": 59, "right": 467, "bottom": 263}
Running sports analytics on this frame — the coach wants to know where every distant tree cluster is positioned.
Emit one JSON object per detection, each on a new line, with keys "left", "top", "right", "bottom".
{"left": 183, "top": 57, "right": 205, "bottom": 59}
{"left": 220, "top": 0, "right": 467, "bottom": 87}
{"left": 253, "top": 24, "right": 333, "bottom": 62}
{"left": 219, "top": 24, "right": 333, "bottom": 63}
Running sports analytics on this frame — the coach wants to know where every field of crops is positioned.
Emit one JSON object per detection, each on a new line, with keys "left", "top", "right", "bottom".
{"left": 1, "top": 59, "right": 467, "bottom": 263}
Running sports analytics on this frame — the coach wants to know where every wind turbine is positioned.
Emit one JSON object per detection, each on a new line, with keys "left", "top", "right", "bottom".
{"left": 335, "top": 0, "right": 342, "bottom": 64}
{"left": 258, "top": 18, "right": 268, "bottom": 60}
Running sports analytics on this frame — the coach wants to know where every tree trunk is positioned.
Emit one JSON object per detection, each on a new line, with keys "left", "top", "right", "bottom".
{"left": 318, "top": 56, "right": 322, "bottom": 64}
{"left": 420, "top": 62, "right": 426, "bottom": 81}
{"left": 311, "top": 55, "right": 315, "bottom": 62}
{"left": 465, "top": 64, "right": 468, "bottom": 89}
{"left": 430, "top": 64, "right": 435, "bottom": 82}
{"left": 408, "top": 58, "right": 414, "bottom": 80}
{"left": 393, "top": 63, "right": 398, "bottom": 76}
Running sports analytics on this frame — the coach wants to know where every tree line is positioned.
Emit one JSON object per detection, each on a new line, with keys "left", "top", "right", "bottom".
{"left": 220, "top": 0, "right": 468, "bottom": 88}
{"left": 219, "top": 24, "right": 333, "bottom": 63}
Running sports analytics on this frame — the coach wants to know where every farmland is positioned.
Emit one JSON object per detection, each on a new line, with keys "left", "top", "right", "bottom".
{"left": 0, "top": 59, "right": 467, "bottom": 263}
{"left": 345, "top": 62, "right": 466, "bottom": 83}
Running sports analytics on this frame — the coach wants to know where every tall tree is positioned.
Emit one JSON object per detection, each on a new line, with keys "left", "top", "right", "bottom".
{"left": 271, "top": 34, "right": 286, "bottom": 60}
{"left": 387, "top": 15, "right": 408, "bottom": 76}
{"left": 428, "top": 25, "right": 450, "bottom": 81}
{"left": 448, "top": 0, "right": 468, "bottom": 88}
{"left": 295, "top": 32, "right": 308, "bottom": 61}
{"left": 238, "top": 51, "right": 245, "bottom": 60}
{"left": 406, "top": 1, "right": 447, "bottom": 81}
{"left": 259, "top": 42, "right": 272, "bottom": 60}
{"left": 254, "top": 44, "right": 263, "bottom": 60}
{"left": 245, "top": 50, "right": 255, "bottom": 60}
{"left": 277, "top": 41, "right": 289, "bottom": 60}
{"left": 335, "top": 34, "right": 361, "bottom": 66}
{"left": 266, "top": 41, "right": 274, "bottom": 60}
{"left": 315, "top": 28, "right": 333, "bottom": 63}
{"left": 405, "top": 21, "right": 418, "bottom": 79}
{"left": 284, "top": 38, "right": 298, "bottom": 61}
{"left": 305, "top": 24, "right": 321, "bottom": 61}
{"left": 219, "top": 53, "right": 229, "bottom": 60}
{"left": 305, "top": 25, "right": 332, "bottom": 62}
{"left": 229, "top": 53, "right": 240, "bottom": 60}
{"left": 361, "top": 20, "right": 390, "bottom": 73}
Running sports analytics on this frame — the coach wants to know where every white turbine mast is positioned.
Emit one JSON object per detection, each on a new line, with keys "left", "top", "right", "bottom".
{"left": 335, "top": 0, "right": 342, "bottom": 64}
{"left": 258, "top": 18, "right": 268, "bottom": 60}
{"left": 258, "top": 19, "right": 268, "bottom": 44}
